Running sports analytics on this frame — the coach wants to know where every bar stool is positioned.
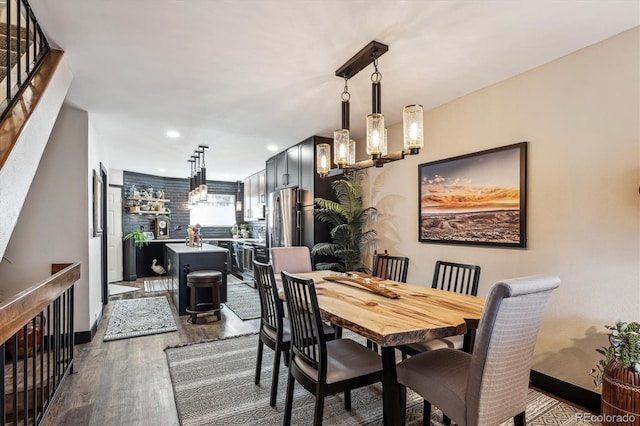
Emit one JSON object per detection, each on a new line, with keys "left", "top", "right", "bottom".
{"left": 186, "top": 270, "right": 222, "bottom": 323}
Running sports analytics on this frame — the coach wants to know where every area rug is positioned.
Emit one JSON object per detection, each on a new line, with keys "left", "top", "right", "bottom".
{"left": 104, "top": 296, "right": 178, "bottom": 342}
{"left": 144, "top": 278, "right": 170, "bottom": 292}
{"left": 165, "top": 334, "right": 594, "bottom": 426}
{"left": 109, "top": 283, "right": 139, "bottom": 296}
{"left": 224, "top": 281, "right": 260, "bottom": 320}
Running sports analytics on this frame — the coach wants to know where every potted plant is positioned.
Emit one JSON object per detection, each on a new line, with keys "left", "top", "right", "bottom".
{"left": 123, "top": 230, "right": 149, "bottom": 281}
{"left": 311, "top": 171, "right": 377, "bottom": 272}
{"left": 124, "top": 230, "right": 149, "bottom": 247}
{"left": 239, "top": 223, "right": 249, "bottom": 239}
{"left": 590, "top": 321, "right": 640, "bottom": 420}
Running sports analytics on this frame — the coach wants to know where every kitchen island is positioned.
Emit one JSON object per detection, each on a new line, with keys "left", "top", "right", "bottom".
{"left": 165, "top": 243, "right": 228, "bottom": 316}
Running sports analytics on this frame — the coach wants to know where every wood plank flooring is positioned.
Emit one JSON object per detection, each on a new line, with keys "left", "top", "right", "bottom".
{"left": 42, "top": 280, "right": 260, "bottom": 426}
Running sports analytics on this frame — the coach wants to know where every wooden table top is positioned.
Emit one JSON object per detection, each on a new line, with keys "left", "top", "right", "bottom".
{"left": 295, "top": 271, "right": 485, "bottom": 348}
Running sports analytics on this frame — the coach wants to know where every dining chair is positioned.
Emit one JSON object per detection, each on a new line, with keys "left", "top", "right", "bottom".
{"left": 368, "top": 251, "right": 410, "bottom": 352}
{"left": 372, "top": 251, "right": 409, "bottom": 283}
{"left": 270, "top": 246, "right": 313, "bottom": 294}
{"left": 281, "top": 271, "right": 383, "bottom": 426}
{"left": 396, "top": 274, "right": 560, "bottom": 426}
{"left": 253, "top": 261, "right": 336, "bottom": 407}
{"left": 399, "top": 261, "right": 481, "bottom": 359}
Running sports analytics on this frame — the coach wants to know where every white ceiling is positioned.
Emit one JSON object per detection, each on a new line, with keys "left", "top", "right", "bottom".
{"left": 28, "top": 0, "right": 639, "bottom": 181}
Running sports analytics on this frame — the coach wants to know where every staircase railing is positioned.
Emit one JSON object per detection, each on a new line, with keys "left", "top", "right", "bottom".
{"left": 0, "top": 263, "right": 80, "bottom": 426}
{"left": 0, "top": 0, "right": 49, "bottom": 121}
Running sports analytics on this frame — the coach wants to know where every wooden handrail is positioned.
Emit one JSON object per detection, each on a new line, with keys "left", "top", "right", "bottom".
{"left": 0, "top": 49, "right": 62, "bottom": 170}
{"left": 0, "top": 262, "right": 80, "bottom": 344}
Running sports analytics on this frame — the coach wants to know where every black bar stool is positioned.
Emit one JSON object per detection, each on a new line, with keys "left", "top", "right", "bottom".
{"left": 186, "top": 270, "right": 222, "bottom": 323}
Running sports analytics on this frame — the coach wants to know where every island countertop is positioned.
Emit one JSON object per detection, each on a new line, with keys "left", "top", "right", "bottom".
{"left": 165, "top": 243, "right": 228, "bottom": 254}
{"left": 150, "top": 238, "right": 264, "bottom": 244}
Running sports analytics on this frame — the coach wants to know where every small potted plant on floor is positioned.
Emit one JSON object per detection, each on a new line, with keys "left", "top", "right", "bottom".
{"left": 590, "top": 320, "right": 640, "bottom": 420}
{"left": 123, "top": 230, "right": 149, "bottom": 281}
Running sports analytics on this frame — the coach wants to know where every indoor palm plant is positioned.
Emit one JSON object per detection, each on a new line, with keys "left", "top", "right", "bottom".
{"left": 311, "top": 172, "right": 376, "bottom": 272}
{"left": 590, "top": 320, "right": 640, "bottom": 419}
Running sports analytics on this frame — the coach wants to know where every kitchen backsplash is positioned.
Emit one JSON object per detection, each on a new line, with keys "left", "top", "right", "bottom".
{"left": 123, "top": 171, "right": 253, "bottom": 239}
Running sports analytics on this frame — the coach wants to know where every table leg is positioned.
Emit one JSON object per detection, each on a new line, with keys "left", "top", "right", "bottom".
{"left": 381, "top": 346, "right": 401, "bottom": 426}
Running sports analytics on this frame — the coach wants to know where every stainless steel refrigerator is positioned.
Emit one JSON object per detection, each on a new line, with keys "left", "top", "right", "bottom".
{"left": 268, "top": 187, "right": 300, "bottom": 248}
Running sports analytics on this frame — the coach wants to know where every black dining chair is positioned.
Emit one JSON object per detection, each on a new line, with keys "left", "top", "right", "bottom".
{"left": 398, "top": 260, "right": 481, "bottom": 359}
{"left": 281, "top": 271, "right": 383, "bottom": 426}
{"left": 372, "top": 251, "right": 409, "bottom": 283}
{"left": 367, "top": 251, "right": 410, "bottom": 352}
{"left": 253, "top": 260, "right": 290, "bottom": 407}
{"left": 254, "top": 261, "right": 336, "bottom": 407}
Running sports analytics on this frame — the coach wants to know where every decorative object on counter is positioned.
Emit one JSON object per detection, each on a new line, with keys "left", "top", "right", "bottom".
{"left": 155, "top": 215, "right": 170, "bottom": 238}
{"left": 186, "top": 224, "right": 202, "bottom": 247}
{"left": 151, "top": 259, "right": 167, "bottom": 276}
{"left": 312, "top": 172, "right": 376, "bottom": 272}
{"left": 590, "top": 321, "right": 640, "bottom": 420}
{"left": 316, "top": 41, "right": 423, "bottom": 178}
{"left": 239, "top": 223, "right": 249, "bottom": 239}
{"left": 187, "top": 145, "right": 209, "bottom": 207}
{"left": 231, "top": 223, "right": 240, "bottom": 238}
{"left": 124, "top": 229, "right": 149, "bottom": 247}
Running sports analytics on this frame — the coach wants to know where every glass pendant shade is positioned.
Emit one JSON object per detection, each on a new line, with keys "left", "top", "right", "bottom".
{"left": 349, "top": 139, "right": 356, "bottom": 165}
{"left": 316, "top": 143, "right": 331, "bottom": 177}
{"left": 366, "top": 113, "right": 385, "bottom": 158}
{"left": 333, "top": 129, "right": 351, "bottom": 167}
{"left": 403, "top": 104, "right": 424, "bottom": 152}
{"left": 199, "top": 183, "right": 208, "bottom": 202}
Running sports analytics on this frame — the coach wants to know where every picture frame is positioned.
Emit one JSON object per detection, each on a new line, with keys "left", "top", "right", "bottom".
{"left": 93, "top": 169, "right": 103, "bottom": 237}
{"left": 418, "top": 142, "right": 527, "bottom": 248}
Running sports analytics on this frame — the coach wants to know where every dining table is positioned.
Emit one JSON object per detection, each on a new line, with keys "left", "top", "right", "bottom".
{"left": 294, "top": 270, "right": 485, "bottom": 426}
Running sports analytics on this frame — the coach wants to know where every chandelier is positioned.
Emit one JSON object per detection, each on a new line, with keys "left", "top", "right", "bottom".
{"left": 317, "top": 41, "right": 424, "bottom": 177}
{"left": 187, "top": 145, "right": 209, "bottom": 207}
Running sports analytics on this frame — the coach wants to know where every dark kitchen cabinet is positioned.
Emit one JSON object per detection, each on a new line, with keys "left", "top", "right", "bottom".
{"left": 266, "top": 135, "right": 338, "bottom": 252}
{"left": 266, "top": 157, "right": 276, "bottom": 197}
{"left": 274, "top": 145, "right": 300, "bottom": 188}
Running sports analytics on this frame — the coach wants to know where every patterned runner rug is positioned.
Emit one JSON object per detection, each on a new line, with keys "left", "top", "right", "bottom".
{"left": 165, "top": 334, "right": 594, "bottom": 426}
{"left": 104, "top": 296, "right": 177, "bottom": 341}
{"left": 224, "top": 280, "right": 260, "bottom": 320}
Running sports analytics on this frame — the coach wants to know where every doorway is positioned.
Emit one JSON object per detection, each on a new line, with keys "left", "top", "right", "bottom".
{"left": 100, "top": 164, "right": 108, "bottom": 305}
{"left": 107, "top": 185, "right": 123, "bottom": 283}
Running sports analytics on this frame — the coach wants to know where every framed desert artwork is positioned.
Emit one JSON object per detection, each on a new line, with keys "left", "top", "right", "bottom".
{"left": 418, "top": 142, "right": 527, "bottom": 248}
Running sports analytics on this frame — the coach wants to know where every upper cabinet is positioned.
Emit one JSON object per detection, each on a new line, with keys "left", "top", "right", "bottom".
{"left": 265, "top": 136, "right": 338, "bottom": 249}
{"left": 243, "top": 170, "right": 266, "bottom": 221}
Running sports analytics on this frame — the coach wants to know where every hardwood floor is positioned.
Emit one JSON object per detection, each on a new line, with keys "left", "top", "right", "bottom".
{"left": 42, "top": 279, "right": 260, "bottom": 426}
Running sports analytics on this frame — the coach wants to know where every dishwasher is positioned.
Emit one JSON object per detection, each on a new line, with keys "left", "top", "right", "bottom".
{"left": 241, "top": 243, "right": 255, "bottom": 286}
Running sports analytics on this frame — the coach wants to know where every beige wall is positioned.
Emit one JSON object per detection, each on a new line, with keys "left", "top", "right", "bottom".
{"left": 0, "top": 105, "right": 94, "bottom": 332}
{"left": 362, "top": 28, "right": 639, "bottom": 390}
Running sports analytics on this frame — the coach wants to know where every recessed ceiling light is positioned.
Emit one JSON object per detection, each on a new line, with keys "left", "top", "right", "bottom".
{"left": 157, "top": 168, "right": 166, "bottom": 172}
{"left": 166, "top": 130, "right": 180, "bottom": 139}
{"left": 267, "top": 145, "right": 278, "bottom": 152}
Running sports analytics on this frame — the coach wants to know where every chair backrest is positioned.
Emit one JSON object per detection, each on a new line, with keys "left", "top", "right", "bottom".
{"left": 432, "top": 261, "right": 481, "bottom": 296}
{"left": 281, "top": 271, "right": 328, "bottom": 378}
{"left": 372, "top": 253, "right": 409, "bottom": 283}
{"left": 466, "top": 275, "right": 560, "bottom": 425}
{"left": 254, "top": 260, "right": 284, "bottom": 336}
{"left": 270, "top": 246, "right": 312, "bottom": 275}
